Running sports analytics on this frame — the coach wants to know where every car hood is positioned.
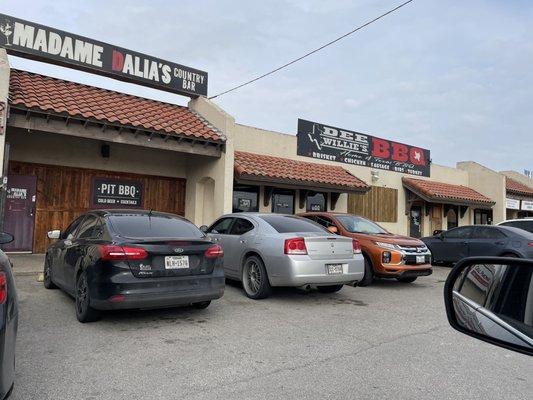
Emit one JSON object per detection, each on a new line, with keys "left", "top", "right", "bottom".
{"left": 352, "top": 232, "right": 426, "bottom": 246}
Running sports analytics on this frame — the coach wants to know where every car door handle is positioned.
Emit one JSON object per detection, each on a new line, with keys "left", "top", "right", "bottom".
{"left": 495, "top": 241, "right": 505, "bottom": 245}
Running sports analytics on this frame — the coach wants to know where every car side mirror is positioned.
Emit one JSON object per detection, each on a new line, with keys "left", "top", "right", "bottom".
{"left": 199, "top": 225, "right": 208, "bottom": 233}
{"left": 327, "top": 226, "right": 338, "bottom": 234}
{"left": 0, "top": 232, "right": 14, "bottom": 244}
{"left": 47, "top": 230, "right": 61, "bottom": 240}
{"left": 444, "top": 257, "right": 533, "bottom": 356}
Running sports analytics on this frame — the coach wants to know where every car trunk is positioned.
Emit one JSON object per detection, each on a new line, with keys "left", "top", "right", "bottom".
{"left": 302, "top": 235, "right": 353, "bottom": 260}
{"left": 120, "top": 238, "right": 216, "bottom": 278}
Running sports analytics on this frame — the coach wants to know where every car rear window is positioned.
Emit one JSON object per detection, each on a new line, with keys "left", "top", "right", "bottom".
{"left": 108, "top": 214, "right": 204, "bottom": 238}
{"left": 258, "top": 215, "right": 326, "bottom": 233}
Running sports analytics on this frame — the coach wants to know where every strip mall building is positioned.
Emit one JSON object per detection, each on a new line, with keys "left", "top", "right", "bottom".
{"left": 1, "top": 50, "right": 532, "bottom": 253}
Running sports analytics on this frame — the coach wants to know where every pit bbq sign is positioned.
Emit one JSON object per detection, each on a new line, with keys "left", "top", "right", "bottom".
{"left": 91, "top": 178, "right": 143, "bottom": 209}
{"left": 297, "top": 119, "right": 431, "bottom": 177}
{"left": 0, "top": 14, "right": 207, "bottom": 97}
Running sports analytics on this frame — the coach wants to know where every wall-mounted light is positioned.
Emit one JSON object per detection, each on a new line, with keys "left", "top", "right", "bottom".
{"left": 371, "top": 170, "right": 379, "bottom": 183}
{"left": 101, "top": 143, "right": 110, "bottom": 158}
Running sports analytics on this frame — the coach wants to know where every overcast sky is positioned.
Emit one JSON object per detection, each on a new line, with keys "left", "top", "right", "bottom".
{"left": 2, "top": 0, "right": 532, "bottom": 173}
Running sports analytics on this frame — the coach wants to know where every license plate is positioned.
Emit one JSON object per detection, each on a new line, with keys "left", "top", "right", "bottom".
{"left": 416, "top": 255, "right": 426, "bottom": 264}
{"left": 327, "top": 264, "right": 343, "bottom": 275}
{"left": 165, "top": 255, "right": 189, "bottom": 269}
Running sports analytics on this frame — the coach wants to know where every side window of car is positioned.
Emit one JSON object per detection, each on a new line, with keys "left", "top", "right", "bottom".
{"left": 315, "top": 216, "right": 335, "bottom": 229}
{"left": 444, "top": 226, "right": 472, "bottom": 239}
{"left": 76, "top": 215, "right": 99, "bottom": 239}
{"left": 475, "top": 227, "right": 507, "bottom": 239}
{"left": 208, "top": 218, "right": 234, "bottom": 234}
{"left": 230, "top": 218, "right": 254, "bottom": 235}
{"left": 62, "top": 216, "right": 85, "bottom": 240}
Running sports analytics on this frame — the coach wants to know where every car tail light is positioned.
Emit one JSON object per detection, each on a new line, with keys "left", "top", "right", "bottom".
{"left": 528, "top": 242, "right": 533, "bottom": 247}
{"left": 0, "top": 272, "right": 7, "bottom": 304}
{"left": 99, "top": 245, "right": 148, "bottom": 261}
{"left": 205, "top": 244, "right": 224, "bottom": 259}
{"left": 352, "top": 239, "right": 362, "bottom": 254}
{"left": 284, "top": 238, "right": 308, "bottom": 255}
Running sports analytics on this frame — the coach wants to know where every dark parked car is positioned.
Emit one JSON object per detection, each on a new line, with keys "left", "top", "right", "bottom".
{"left": 0, "top": 232, "right": 17, "bottom": 400}
{"left": 44, "top": 210, "right": 225, "bottom": 322}
{"left": 422, "top": 225, "right": 533, "bottom": 265}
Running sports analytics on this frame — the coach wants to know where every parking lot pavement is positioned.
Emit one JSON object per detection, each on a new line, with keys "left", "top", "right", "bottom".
{"left": 10, "top": 267, "right": 532, "bottom": 400}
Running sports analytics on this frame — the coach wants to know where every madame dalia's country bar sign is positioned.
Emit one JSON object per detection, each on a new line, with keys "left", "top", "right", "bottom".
{"left": 0, "top": 13, "right": 207, "bottom": 97}
{"left": 297, "top": 119, "right": 431, "bottom": 177}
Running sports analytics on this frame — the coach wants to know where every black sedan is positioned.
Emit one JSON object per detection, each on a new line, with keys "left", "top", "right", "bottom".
{"left": 44, "top": 210, "right": 225, "bottom": 322}
{"left": 0, "top": 232, "right": 17, "bottom": 400}
{"left": 422, "top": 225, "right": 533, "bottom": 265}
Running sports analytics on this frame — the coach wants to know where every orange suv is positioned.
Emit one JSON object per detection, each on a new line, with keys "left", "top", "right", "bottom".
{"left": 299, "top": 212, "right": 432, "bottom": 285}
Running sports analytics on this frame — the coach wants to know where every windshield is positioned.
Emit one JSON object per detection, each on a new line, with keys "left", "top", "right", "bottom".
{"left": 336, "top": 215, "right": 389, "bottom": 234}
{"left": 108, "top": 214, "right": 204, "bottom": 238}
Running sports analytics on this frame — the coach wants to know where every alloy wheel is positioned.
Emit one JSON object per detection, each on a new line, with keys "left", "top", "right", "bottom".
{"left": 244, "top": 261, "right": 262, "bottom": 295}
{"left": 76, "top": 275, "right": 88, "bottom": 315}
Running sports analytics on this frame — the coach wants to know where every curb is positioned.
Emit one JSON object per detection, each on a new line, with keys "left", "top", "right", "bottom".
{"left": 14, "top": 271, "right": 42, "bottom": 277}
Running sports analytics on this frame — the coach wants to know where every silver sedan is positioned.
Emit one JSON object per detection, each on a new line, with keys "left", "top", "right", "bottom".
{"left": 201, "top": 213, "right": 364, "bottom": 299}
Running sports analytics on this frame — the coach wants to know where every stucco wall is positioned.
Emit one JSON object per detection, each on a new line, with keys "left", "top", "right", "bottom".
{"left": 457, "top": 161, "right": 506, "bottom": 224}
{"left": 7, "top": 128, "right": 188, "bottom": 178}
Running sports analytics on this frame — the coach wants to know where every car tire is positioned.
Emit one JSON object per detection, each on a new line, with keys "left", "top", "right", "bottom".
{"left": 242, "top": 255, "right": 272, "bottom": 299}
{"left": 192, "top": 301, "right": 211, "bottom": 309}
{"left": 43, "top": 257, "right": 57, "bottom": 289}
{"left": 317, "top": 284, "right": 344, "bottom": 293}
{"left": 358, "top": 255, "right": 374, "bottom": 287}
{"left": 75, "top": 271, "right": 101, "bottom": 323}
{"left": 397, "top": 276, "right": 417, "bottom": 283}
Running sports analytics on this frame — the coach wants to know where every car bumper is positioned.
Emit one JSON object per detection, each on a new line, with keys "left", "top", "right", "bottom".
{"left": 0, "top": 314, "right": 17, "bottom": 400}
{"left": 268, "top": 255, "right": 365, "bottom": 287}
{"left": 375, "top": 263, "right": 433, "bottom": 278}
{"left": 89, "top": 267, "right": 225, "bottom": 311}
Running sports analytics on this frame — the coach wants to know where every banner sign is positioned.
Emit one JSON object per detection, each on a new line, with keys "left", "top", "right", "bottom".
{"left": 505, "top": 198, "right": 520, "bottom": 210}
{"left": 0, "top": 14, "right": 208, "bottom": 97}
{"left": 91, "top": 177, "right": 143, "bottom": 208}
{"left": 297, "top": 119, "right": 431, "bottom": 177}
{"left": 522, "top": 200, "right": 533, "bottom": 211}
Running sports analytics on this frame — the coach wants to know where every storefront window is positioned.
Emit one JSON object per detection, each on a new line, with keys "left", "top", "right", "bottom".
{"left": 474, "top": 209, "right": 493, "bottom": 225}
{"left": 272, "top": 189, "right": 295, "bottom": 214}
{"left": 306, "top": 192, "right": 327, "bottom": 212}
{"left": 232, "top": 185, "right": 259, "bottom": 213}
{"left": 446, "top": 206, "right": 458, "bottom": 229}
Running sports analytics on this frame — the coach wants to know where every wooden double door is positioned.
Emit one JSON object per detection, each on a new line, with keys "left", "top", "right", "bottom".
{"left": 7, "top": 161, "right": 186, "bottom": 253}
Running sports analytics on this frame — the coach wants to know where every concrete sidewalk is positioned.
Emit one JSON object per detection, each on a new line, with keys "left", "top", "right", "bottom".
{"left": 7, "top": 254, "right": 45, "bottom": 276}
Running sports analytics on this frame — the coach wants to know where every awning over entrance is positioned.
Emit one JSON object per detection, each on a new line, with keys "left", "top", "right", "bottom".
{"left": 506, "top": 178, "right": 533, "bottom": 198}
{"left": 8, "top": 69, "right": 224, "bottom": 155}
{"left": 234, "top": 151, "right": 369, "bottom": 193}
{"left": 402, "top": 177, "right": 494, "bottom": 207}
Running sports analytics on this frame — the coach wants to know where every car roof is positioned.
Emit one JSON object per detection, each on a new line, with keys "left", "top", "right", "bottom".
{"left": 497, "top": 218, "right": 533, "bottom": 224}
{"left": 497, "top": 225, "right": 533, "bottom": 238}
{"left": 88, "top": 209, "right": 187, "bottom": 220}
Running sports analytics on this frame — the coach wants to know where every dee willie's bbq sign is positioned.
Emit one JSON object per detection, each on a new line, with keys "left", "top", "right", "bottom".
{"left": 91, "top": 178, "right": 143, "bottom": 209}
{"left": 297, "top": 119, "right": 431, "bottom": 177}
{"left": 0, "top": 14, "right": 207, "bottom": 97}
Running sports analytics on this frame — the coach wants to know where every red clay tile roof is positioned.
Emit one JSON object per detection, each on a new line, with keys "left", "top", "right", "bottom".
{"left": 234, "top": 151, "right": 369, "bottom": 192}
{"left": 402, "top": 177, "right": 494, "bottom": 206}
{"left": 9, "top": 69, "right": 223, "bottom": 142}
{"left": 506, "top": 177, "right": 533, "bottom": 197}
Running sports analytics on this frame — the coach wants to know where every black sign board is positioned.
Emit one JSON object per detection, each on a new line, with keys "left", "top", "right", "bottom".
{"left": 0, "top": 14, "right": 207, "bottom": 97}
{"left": 297, "top": 119, "right": 431, "bottom": 177}
{"left": 91, "top": 178, "right": 143, "bottom": 209}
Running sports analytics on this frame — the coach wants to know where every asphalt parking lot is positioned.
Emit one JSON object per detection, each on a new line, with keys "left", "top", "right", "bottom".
{"left": 10, "top": 264, "right": 533, "bottom": 400}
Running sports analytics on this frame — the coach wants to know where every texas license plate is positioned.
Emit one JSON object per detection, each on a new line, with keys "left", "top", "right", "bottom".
{"left": 165, "top": 255, "right": 189, "bottom": 269}
{"left": 327, "top": 264, "right": 343, "bottom": 275}
{"left": 416, "top": 255, "right": 426, "bottom": 264}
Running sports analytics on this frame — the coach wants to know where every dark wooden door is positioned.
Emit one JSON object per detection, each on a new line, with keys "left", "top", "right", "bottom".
{"left": 3, "top": 175, "right": 37, "bottom": 252}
